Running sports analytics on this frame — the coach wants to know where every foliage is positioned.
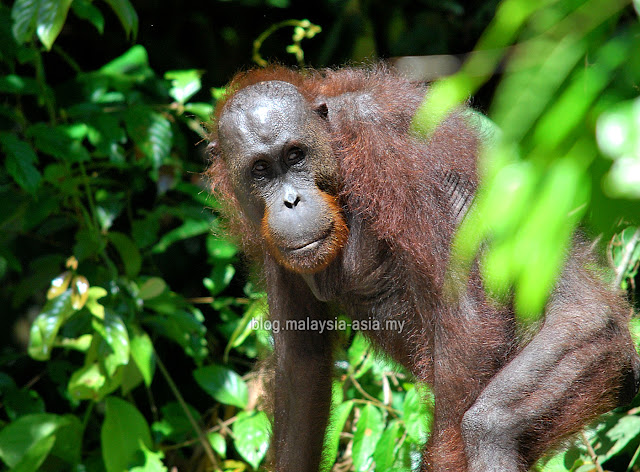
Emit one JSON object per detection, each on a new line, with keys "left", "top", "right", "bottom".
{"left": 0, "top": 1, "right": 639, "bottom": 472}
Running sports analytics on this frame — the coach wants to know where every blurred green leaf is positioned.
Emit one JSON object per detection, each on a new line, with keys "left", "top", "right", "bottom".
{"left": 232, "top": 411, "right": 270, "bottom": 470}
{"left": 165, "top": 69, "right": 203, "bottom": 104}
{"left": 321, "top": 399, "right": 354, "bottom": 472}
{"left": 109, "top": 231, "right": 142, "bottom": 278}
{"left": 27, "top": 123, "right": 90, "bottom": 162}
{"left": 101, "top": 397, "right": 153, "bottom": 472}
{"left": 102, "top": 0, "right": 138, "bottom": 39}
{"left": 0, "top": 414, "right": 80, "bottom": 469}
{"left": 11, "top": 0, "right": 72, "bottom": 48}
{"left": 92, "top": 310, "right": 130, "bottom": 376}
{"left": 125, "top": 105, "right": 173, "bottom": 169}
{"left": 138, "top": 277, "right": 168, "bottom": 300}
{"left": 71, "top": 0, "right": 105, "bottom": 34}
{"left": 28, "top": 289, "right": 75, "bottom": 361}
{"left": 1, "top": 132, "right": 41, "bottom": 194}
{"left": 152, "top": 219, "right": 211, "bottom": 254}
{"left": 352, "top": 404, "right": 384, "bottom": 471}
{"left": 129, "top": 442, "right": 167, "bottom": 472}
{"left": 0, "top": 74, "right": 38, "bottom": 94}
{"left": 193, "top": 364, "right": 248, "bottom": 408}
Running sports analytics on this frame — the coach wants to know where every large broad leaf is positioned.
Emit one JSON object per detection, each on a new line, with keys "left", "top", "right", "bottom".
{"left": 108, "top": 231, "right": 142, "bottom": 278}
{"left": 0, "top": 132, "right": 41, "bottom": 194}
{"left": 101, "top": 397, "right": 153, "bottom": 472}
{"left": 0, "top": 413, "right": 81, "bottom": 470}
{"left": 129, "top": 327, "right": 155, "bottom": 387}
{"left": 92, "top": 310, "right": 130, "bottom": 376}
{"left": 232, "top": 411, "right": 270, "bottom": 470}
{"left": 124, "top": 105, "right": 173, "bottom": 169}
{"left": 11, "top": 0, "right": 72, "bottom": 49}
{"left": 352, "top": 404, "right": 384, "bottom": 471}
{"left": 28, "top": 289, "right": 75, "bottom": 361}
{"left": 373, "top": 420, "right": 403, "bottom": 471}
{"left": 193, "top": 365, "right": 248, "bottom": 409}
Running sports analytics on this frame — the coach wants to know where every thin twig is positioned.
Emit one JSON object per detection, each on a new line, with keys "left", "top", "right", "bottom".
{"left": 156, "top": 354, "right": 218, "bottom": 467}
{"left": 581, "top": 431, "right": 604, "bottom": 472}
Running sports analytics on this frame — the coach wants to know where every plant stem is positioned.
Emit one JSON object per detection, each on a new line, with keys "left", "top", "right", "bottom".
{"left": 156, "top": 354, "right": 218, "bottom": 467}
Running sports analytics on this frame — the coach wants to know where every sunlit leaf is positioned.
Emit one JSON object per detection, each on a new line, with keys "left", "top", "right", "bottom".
{"left": 352, "top": 404, "right": 384, "bottom": 471}
{"left": 129, "top": 442, "right": 167, "bottom": 472}
{"left": 193, "top": 364, "right": 248, "bottom": 408}
{"left": 232, "top": 411, "right": 270, "bottom": 470}
{"left": 373, "top": 420, "right": 403, "bottom": 471}
{"left": 165, "top": 69, "right": 203, "bottom": 104}
{"left": 46, "top": 271, "right": 72, "bottom": 299}
{"left": 28, "top": 289, "right": 75, "bottom": 361}
{"left": 92, "top": 310, "right": 130, "bottom": 376}
{"left": 130, "top": 327, "right": 155, "bottom": 387}
{"left": 70, "top": 275, "right": 90, "bottom": 310}
{"left": 402, "top": 387, "right": 431, "bottom": 444}
{"left": 321, "top": 399, "right": 354, "bottom": 472}
{"left": 101, "top": 397, "right": 153, "bottom": 472}
{"left": 35, "top": 0, "right": 73, "bottom": 50}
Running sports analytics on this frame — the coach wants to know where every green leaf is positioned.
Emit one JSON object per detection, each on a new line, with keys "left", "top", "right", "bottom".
{"left": 138, "top": 277, "right": 167, "bottom": 300}
{"left": 352, "top": 404, "right": 384, "bottom": 471}
{"left": 28, "top": 289, "right": 75, "bottom": 361}
{"left": 99, "top": 44, "right": 149, "bottom": 76}
{"left": 109, "top": 231, "right": 142, "bottom": 278}
{"left": 71, "top": 0, "right": 105, "bottom": 33}
{"left": 208, "top": 432, "right": 226, "bottom": 458}
{"left": 402, "top": 387, "right": 431, "bottom": 444}
{"left": 321, "top": 399, "right": 354, "bottom": 472}
{"left": 0, "top": 74, "right": 39, "bottom": 94}
{"left": 165, "top": 69, "right": 203, "bottom": 104}
{"left": 35, "top": 0, "right": 72, "bottom": 50}
{"left": 0, "top": 413, "right": 79, "bottom": 469}
{"left": 232, "top": 411, "right": 270, "bottom": 469}
{"left": 129, "top": 442, "right": 167, "bottom": 472}
{"left": 184, "top": 102, "right": 214, "bottom": 121}
{"left": 373, "top": 420, "right": 403, "bottom": 470}
{"left": 101, "top": 397, "right": 153, "bottom": 472}
{"left": 68, "top": 363, "right": 107, "bottom": 400}
{"left": 193, "top": 364, "right": 248, "bottom": 408}
{"left": 27, "top": 123, "right": 90, "bottom": 162}
{"left": 125, "top": 105, "right": 173, "bottom": 169}
{"left": 206, "top": 235, "right": 238, "bottom": 260}
{"left": 3, "top": 388, "right": 45, "bottom": 420}
{"left": 130, "top": 328, "right": 155, "bottom": 387}
{"left": 152, "top": 219, "right": 211, "bottom": 254}
{"left": 11, "top": 0, "right": 39, "bottom": 44}
{"left": 151, "top": 402, "right": 200, "bottom": 442}
{"left": 102, "top": 0, "right": 138, "bottom": 39}
{"left": 92, "top": 310, "right": 130, "bottom": 376}
{"left": 1, "top": 132, "right": 41, "bottom": 194}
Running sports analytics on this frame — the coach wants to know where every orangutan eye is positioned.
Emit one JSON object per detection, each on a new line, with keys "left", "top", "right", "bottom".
{"left": 251, "top": 160, "right": 271, "bottom": 178}
{"left": 285, "top": 147, "right": 305, "bottom": 167}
